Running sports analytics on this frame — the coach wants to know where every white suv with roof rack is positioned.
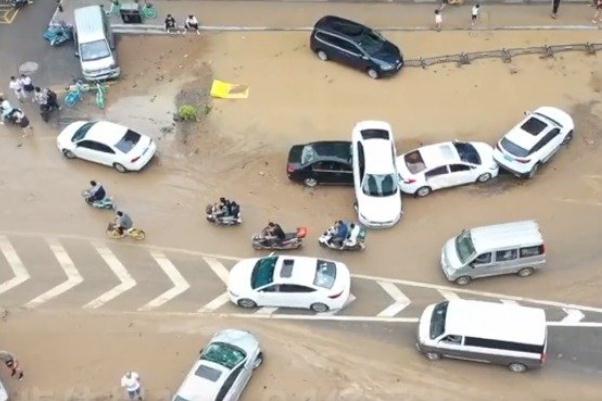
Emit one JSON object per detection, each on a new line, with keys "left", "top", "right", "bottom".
{"left": 397, "top": 141, "right": 499, "bottom": 197}
{"left": 493, "top": 107, "right": 574, "bottom": 178}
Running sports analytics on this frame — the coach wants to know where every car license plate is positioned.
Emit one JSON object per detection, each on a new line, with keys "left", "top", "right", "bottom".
{"left": 504, "top": 154, "right": 513, "bottom": 162}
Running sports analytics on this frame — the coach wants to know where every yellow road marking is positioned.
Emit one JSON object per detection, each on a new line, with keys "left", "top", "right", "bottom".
{"left": 0, "top": 6, "right": 19, "bottom": 24}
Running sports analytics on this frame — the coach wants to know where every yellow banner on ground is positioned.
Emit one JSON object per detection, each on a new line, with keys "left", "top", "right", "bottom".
{"left": 210, "top": 80, "right": 249, "bottom": 99}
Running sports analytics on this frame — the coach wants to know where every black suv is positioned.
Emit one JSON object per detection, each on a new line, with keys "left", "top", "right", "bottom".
{"left": 310, "top": 16, "right": 403, "bottom": 79}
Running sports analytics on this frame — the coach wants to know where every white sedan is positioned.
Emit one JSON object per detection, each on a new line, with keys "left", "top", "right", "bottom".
{"left": 57, "top": 121, "right": 157, "bottom": 173}
{"left": 172, "top": 329, "right": 262, "bottom": 401}
{"left": 228, "top": 255, "right": 351, "bottom": 313}
{"left": 351, "top": 121, "right": 402, "bottom": 228}
{"left": 493, "top": 107, "right": 574, "bottom": 178}
{"left": 397, "top": 141, "right": 499, "bottom": 197}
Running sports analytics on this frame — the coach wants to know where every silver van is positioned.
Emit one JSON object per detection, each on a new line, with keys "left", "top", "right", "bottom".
{"left": 441, "top": 220, "right": 545, "bottom": 285}
{"left": 73, "top": 5, "right": 120, "bottom": 81}
{"left": 416, "top": 300, "right": 548, "bottom": 373}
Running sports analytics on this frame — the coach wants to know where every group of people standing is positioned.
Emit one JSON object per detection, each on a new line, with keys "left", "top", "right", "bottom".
{"left": 164, "top": 13, "right": 200, "bottom": 35}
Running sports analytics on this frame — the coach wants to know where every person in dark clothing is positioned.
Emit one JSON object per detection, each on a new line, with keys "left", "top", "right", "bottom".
{"left": 87, "top": 180, "right": 106, "bottom": 203}
{"left": 165, "top": 14, "right": 177, "bottom": 33}
{"left": 272, "top": 223, "right": 285, "bottom": 241}
{"left": 551, "top": 0, "right": 560, "bottom": 18}
{"left": 230, "top": 201, "right": 240, "bottom": 218}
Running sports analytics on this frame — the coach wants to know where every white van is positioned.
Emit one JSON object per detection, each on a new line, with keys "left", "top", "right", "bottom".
{"left": 417, "top": 300, "right": 548, "bottom": 372}
{"left": 441, "top": 220, "right": 545, "bottom": 285}
{"left": 73, "top": 5, "right": 120, "bottom": 81}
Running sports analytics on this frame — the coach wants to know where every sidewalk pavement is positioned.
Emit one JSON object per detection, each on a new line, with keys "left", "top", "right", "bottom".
{"left": 52, "top": 0, "right": 601, "bottom": 33}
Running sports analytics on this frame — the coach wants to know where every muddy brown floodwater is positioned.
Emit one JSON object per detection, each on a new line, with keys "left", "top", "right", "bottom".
{"left": 1, "top": 30, "right": 602, "bottom": 400}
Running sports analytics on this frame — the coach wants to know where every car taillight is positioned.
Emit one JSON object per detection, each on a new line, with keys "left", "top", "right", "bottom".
{"left": 541, "top": 244, "right": 546, "bottom": 254}
{"left": 540, "top": 352, "right": 547, "bottom": 364}
{"left": 403, "top": 178, "right": 416, "bottom": 184}
{"left": 131, "top": 156, "right": 141, "bottom": 163}
{"left": 328, "top": 291, "right": 343, "bottom": 299}
{"left": 287, "top": 164, "right": 295, "bottom": 173}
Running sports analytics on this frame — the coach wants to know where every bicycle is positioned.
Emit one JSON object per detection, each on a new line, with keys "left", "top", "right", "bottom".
{"left": 142, "top": 1, "right": 157, "bottom": 19}
{"left": 64, "top": 80, "right": 108, "bottom": 109}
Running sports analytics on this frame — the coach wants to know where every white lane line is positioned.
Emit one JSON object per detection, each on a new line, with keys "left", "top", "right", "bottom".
{"left": 138, "top": 251, "right": 190, "bottom": 311}
{"left": 561, "top": 308, "right": 585, "bottom": 323}
{"left": 0, "top": 236, "right": 30, "bottom": 295}
{"left": 377, "top": 282, "right": 411, "bottom": 317}
{"left": 25, "top": 238, "right": 83, "bottom": 308}
{"left": 203, "top": 257, "right": 230, "bottom": 284}
{"left": 438, "top": 289, "right": 460, "bottom": 301}
{"left": 83, "top": 244, "right": 136, "bottom": 309}
{"left": 501, "top": 299, "right": 520, "bottom": 305}
{"left": 199, "top": 292, "right": 231, "bottom": 312}
{"left": 215, "top": 312, "right": 420, "bottom": 323}
{"left": 547, "top": 321, "right": 602, "bottom": 327}
{"left": 352, "top": 273, "right": 602, "bottom": 314}
{"left": 255, "top": 307, "right": 278, "bottom": 315}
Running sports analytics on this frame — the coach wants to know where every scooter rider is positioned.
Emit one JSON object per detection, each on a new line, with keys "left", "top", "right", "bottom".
{"left": 86, "top": 180, "right": 106, "bottom": 204}
{"left": 330, "top": 220, "right": 349, "bottom": 247}
{"left": 114, "top": 211, "right": 133, "bottom": 236}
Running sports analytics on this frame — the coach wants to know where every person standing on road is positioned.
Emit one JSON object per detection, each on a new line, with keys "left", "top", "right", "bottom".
{"left": 0, "top": 351, "right": 24, "bottom": 381}
{"left": 121, "top": 371, "right": 143, "bottom": 401}
{"left": 551, "top": 0, "right": 561, "bottom": 19}
{"left": 8, "top": 77, "right": 25, "bottom": 103}
{"left": 18, "top": 74, "right": 34, "bottom": 101}
{"left": 434, "top": 9, "right": 443, "bottom": 31}
{"left": 33, "top": 86, "right": 47, "bottom": 106}
{"left": 471, "top": 3, "right": 480, "bottom": 26}
{"left": 593, "top": 0, "right": 602, "bottom": 23}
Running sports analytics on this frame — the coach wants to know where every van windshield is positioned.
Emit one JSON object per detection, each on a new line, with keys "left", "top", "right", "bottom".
{"left": 455, "top": 230, "right": 476, "bottom": 264}
{"left": 80, "top": 39, "right": 111, "bottom": 62}
{"left": 430, "top": 301, "right": 448, "bottom": 339}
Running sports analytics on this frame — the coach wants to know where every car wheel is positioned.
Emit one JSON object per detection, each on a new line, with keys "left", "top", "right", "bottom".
{"left": 425, "top": 352, "right": 441, "bottom": 361}
{"left": 317, "top": 50, "right": 328, "bottom": 61}
{"left": 367, "top": 68, "right": 379, "bottom": 79}
{"left": 237, "top": 298, "right": 257, "bottom": 309}
{"left": 517, "top": 267, "right": 534, "bottom": 277}
{"left": 253, "top": 352, "right": 263, "bottom": 369}
{"left": 509, "top": 363, "right": 527, "bottom": 373}
{"left": 62, "top": 149, "right": 76, "bottom": 159}
{"left": 561, "top": 130, "right": 573, "bottom": 145}
{"left": 476, "top": 173, "right": 492, "bottom": 183}
{"left": 304, "top": 177, "right": 318, "bottom": 187}
{"left": 527, "top": 163, "right": 540, "bottom": 179}
{"left": 455, "top": 276, "right": 471, "bottom": 286}
{"left": 415, "top": 186, "right": 432, "bottom": 197}
{"left": 310, "top": 302, "right": 329, "bottom": 313}
{"left": 113, "top": 163, "right": 127, "bottom": 173}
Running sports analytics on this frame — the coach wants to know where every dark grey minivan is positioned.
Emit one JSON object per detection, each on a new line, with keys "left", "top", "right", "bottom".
{"left": 309, "top": 16, "right": 403, "bottom": 79}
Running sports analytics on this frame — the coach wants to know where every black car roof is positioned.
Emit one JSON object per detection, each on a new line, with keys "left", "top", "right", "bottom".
{"left": 314, "top": 15, "right": 369, "bottom": 37}
{"left": 308, "top": 141, "right": 352, "bottom": 161}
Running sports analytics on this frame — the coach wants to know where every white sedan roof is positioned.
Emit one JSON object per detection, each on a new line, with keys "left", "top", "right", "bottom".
{"left": 417, "top": 142, "right": 460, "bottom": 168}
{"left": 273, "top": 256, "right": 323, "bottom": 286}
{"left": 86, "top": 121, "right": 128, "bottom": 144}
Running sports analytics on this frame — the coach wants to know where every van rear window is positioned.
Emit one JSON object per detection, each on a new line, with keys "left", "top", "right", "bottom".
{"left": 520, "top": 245, "right": 544, "bottom": 258}
{"left": 464, "top": 337, "right": 544, "bottom": 354}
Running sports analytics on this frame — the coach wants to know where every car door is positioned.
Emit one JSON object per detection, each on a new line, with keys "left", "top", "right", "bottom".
{"left": 424, "top": 165, "right": 449, "bottom": 190}
{"left": 311, "top": 161, "right": 338, "bottom": 184}
{"left": 539, "top": 128, "right": 562, "bottom": 162}
{"left": 436, "top": 335, "right": 465, "bottom": 359}
{"left": 325, "top": 34, "right": 365, "bottom": 69}
{"left": 256, "top": 284, "right": 287, "bottom": 307}
{"left": 468, "top": 252, "right": 498, "bottom": 278}
{"left": 278, "top": 284, "right": 317, "bottom": 308}
{"left": 219, "top": 363, "right": 245, "bottom": 401}
{"left": 448, "top": 164, "right": 476, "bottom": 187}
{"left": 75, "top": 140, "right": 116, "bottom": 165}
{"left": 333, "top": 161, "right": 354, "bottom": 185}
{"left": 493, "top": 248, "right": 520, "bottom": 275}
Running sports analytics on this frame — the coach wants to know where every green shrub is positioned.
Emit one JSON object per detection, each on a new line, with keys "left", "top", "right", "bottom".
{"left": 178, "top": 105, "right": 198, "bottom": 121}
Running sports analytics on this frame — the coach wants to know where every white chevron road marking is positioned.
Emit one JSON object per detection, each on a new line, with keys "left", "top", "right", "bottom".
{"left": 0, "top": 235, "right": 30, "bottom": 295}
{"left": 438, "top": 289, "right": 461, "bottom": 301}
{"left": 25, "top": 238, "right": 83, "bottom": 308}
{"left": 377, "top": 281, "right": 411, "bottom": 317}
{"left": 561, "top": 308, "right": 585, "bottom": 323}
{"left": 203, "top": 257, "right": 230, "bottom": 284}
{"left": 199, "top": 292, "right": 231, "bottom": 312}
{"left": 83, "top": 243, "right": 136, "bottom": 309}
{"left": 138, "top": 251, "right": 190, "bottom": 311}
{"left": 255, "top": 307, "right": 278, "bottom": 315}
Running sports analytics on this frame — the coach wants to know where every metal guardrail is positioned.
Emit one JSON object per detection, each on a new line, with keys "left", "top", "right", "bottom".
{"left": 405, "top": 42, "right": 602, "bottom": 68}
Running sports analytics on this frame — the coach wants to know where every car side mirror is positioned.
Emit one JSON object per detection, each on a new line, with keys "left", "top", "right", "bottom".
{"left": 199, "top": 348, "right": 204, "bottom": 354}
{"left": 523, "top": 110, "right": 531, "bottom": 116}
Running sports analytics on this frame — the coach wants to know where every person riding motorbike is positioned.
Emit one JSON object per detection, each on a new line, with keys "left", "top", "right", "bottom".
{"left": 86, "top": 180, "right": 106, "bottom": 204}
{"left": 329, "top": 220, "right": 349, "bottom": 247}
{"left": 113, "top": 211, "right": 133, "bottom": 236}
{"left": 229, "top": 201, "right": 240, "bottom": 218}
{"left": 260, "top": 222, "right": 284, "bottom": 246}
{"left": 211, "top": 197, "right": 230, "bottom": 218}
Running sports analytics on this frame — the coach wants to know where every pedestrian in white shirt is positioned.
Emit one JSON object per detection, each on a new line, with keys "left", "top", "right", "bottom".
{"left": 18, "top": 74, "right": 34, "bottom": 101}
{"left": 8, "top": 76, "right": 24, "bottom": 103}
{"left": 471, "top": 3, "right": 481, "bottom": 26}
{"left": 434, "top": 9, "right": 442, "bottom": 31}
{"left": 120, "top": 371, "right": 143, "bottom": 401}
{"left": 184, "top": 14, "right": 200, "bottom": 35}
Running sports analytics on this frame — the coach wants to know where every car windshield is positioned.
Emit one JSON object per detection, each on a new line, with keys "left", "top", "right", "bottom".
{"left": 500, "top": 137, "right": 529, "bottom": 158}
{"left": 71, "top": 122, "right": 95, "bottom": 142}
{"left": 430, "top": 301, "right": 448, "bottom": 339}
{"left": 301, "top": 145, "right": 318, "bottom": 165}
{"left": 115, "top": 130, "right": 141, "bottom": 153}
{"left": 361, "top": 174, "right": 398, "bottom": 197}
{"left": 455, "top": 230, "right": 476, "bottom": 264}
{"left": 201, "top": 342, "right": 246, "bottom": 370}
{"left": 80, "top": 39, "right": 111, "bottom": 62}
{"left": 453, "top": 142, "right": 481, "bottom": 165}
{"left": 251, "top": 257, "right": 277, "bottom": 289}
{"left": 520, "top": 117, "right": 547, "bottom": 135}
{"left": 357, "top": 31, "right": 384, "bottom": 55}
{"left": 313, "top": 260, "right": 337, "bottom": 289}
{"left": 404, "top": 150, "right": 426, "bottom": 174}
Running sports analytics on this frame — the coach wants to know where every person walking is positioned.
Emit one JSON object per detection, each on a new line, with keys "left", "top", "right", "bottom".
{"left": 184, "top": 14, "right": 200, "bottom": 35}
{"left": 434, "top": 9, "right": 443, "bottom": 31}
{"left": 18, "top": 74, "right": 34, "bottom": 101}
{"left": 8, "top": 76, "right": 25, "bottom": 103}
{"left": 471, "top": 3, "right": 480, "bottom": 26}
{"left": 120, "top": 371, "right": 143, "bottom": 401}
{"left": 551, "top": 0, "right": 560, "bottom": 19}
{"left": 593, "top": 0, "right": 602, "bottom": 23}
{"left": 0, "top": 351, "right": 24, "bottom": 381}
